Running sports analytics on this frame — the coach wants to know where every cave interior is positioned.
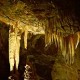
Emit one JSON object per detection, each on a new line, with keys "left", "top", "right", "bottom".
{"left": 0, "top": 0, "right": 80, "bottom": 80}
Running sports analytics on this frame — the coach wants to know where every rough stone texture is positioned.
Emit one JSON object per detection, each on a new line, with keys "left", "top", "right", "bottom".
{"left": 0, "top": 22, "right": 80, "bottom": 80}
{"left": 0, "top": 0, "right": 80, "bottom": 35}
{"left": 51, "top": 60, "right": 78, "bottom": 80}
{"left": 26, "top": 34, "right": 80, "bottom": 80}
{"left": 0, "top": 0, "right": 80, "bottom": 79}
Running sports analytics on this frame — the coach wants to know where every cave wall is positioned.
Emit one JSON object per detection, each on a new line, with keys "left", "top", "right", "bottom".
{"left": 0, "top": 22, "right": 80, "bottom": 80}
{"left": 0, "top": 22, "right": 9, "bottom": 80}
{"left": 26, "top": 34, "right": 80, "bottom": 80}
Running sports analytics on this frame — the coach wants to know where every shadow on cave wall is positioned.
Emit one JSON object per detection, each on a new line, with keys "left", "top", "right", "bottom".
{"left": 0, "top": 23, "right": 10, "bottom": 80}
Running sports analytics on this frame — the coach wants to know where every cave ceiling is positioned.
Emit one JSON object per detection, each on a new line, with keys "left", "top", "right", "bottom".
{"left": 0, "top": 0, "right": 80, "bottom": 35}
{"left": 0, "top": 0, "right": 80, "bottom": 65}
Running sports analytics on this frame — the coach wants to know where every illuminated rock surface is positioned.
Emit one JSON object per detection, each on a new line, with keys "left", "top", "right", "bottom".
{"left": 0, "top": 0, "right": 80, "bottom": 80}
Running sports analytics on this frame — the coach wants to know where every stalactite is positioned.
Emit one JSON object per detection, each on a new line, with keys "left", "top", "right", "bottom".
{"left": 76, "top": 32, "right": 80, "bottom": 49}
{"left": 48, "top": 32, "right": 50, "bottom": 44}
{"left": 70, "top": 36, "right": 75, "bottom": 64}
{"left": 45, "top": 20, "right": 49, "bottom": 46}
{"left": 9, "top": 26, "right": 16, "bottom": 71}
{"left": 48, "top": 33, "right": 50, "bottom": 44}
{"left": 56, "top": 33, "right": 58, "bottom": 46}
{"left": 24, "top": 26, "right": 28, "bottom": 49}
{"left": 52, "top": 33, "right": 54, "bottom": 43}
{"left": 59, "top": 35, "right": 63, "bottom": 52}
{"left": 49, "top": 32, "right": 52, "bottom": 44}
{"left": 15, "top": 27, "right": 21, "bottom": 69}
{"left": 62, "top": 37, "right": 66, "bottom": 58}
{"left": 45, "top": 27, "right": 79, "bottom": 64}
{"left": 45, "top": 22, "right": 80, "bottom": 64}
{"left": 51, "top": 32, "right": 52, "bottom": 43}
{"left": 71, "top": 37, "right": 75, "bottom": 64}
{"left": 57, "top": 32, "right": 61, "bottom": 48}
{"left": 45, "top": 31, "right": 48, "bottom": 46}
{"left": 9, "top": 22, "right": 22, "bottom": 72}
{"left": 69, "top": 38, "right": 72, "bottom": 64}
{"left": 53, "top": 32, "right": 57, "bottom": 46}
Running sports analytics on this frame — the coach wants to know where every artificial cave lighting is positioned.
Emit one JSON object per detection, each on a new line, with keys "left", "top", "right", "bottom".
{"left": 45, "top": 31, "right": 80, "bottom": 64}
{"left": 9, "top": 21, "right": 45, "bottom": 72}
{"left": 1, "top": 0, "right": 80, "bottom": 79}
{"left": 9, "top": 20, "right": 80, "bottom": 72}
{"left": 9, "top": 24, "right": 21, "bottom": 71}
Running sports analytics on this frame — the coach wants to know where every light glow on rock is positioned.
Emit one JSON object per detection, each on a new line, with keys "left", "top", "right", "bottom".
{"left": 45, "top": 31, "right": 80, "bottom": 64}
{"left": 9, "top": 21, "right": 45, "bottom": 71}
